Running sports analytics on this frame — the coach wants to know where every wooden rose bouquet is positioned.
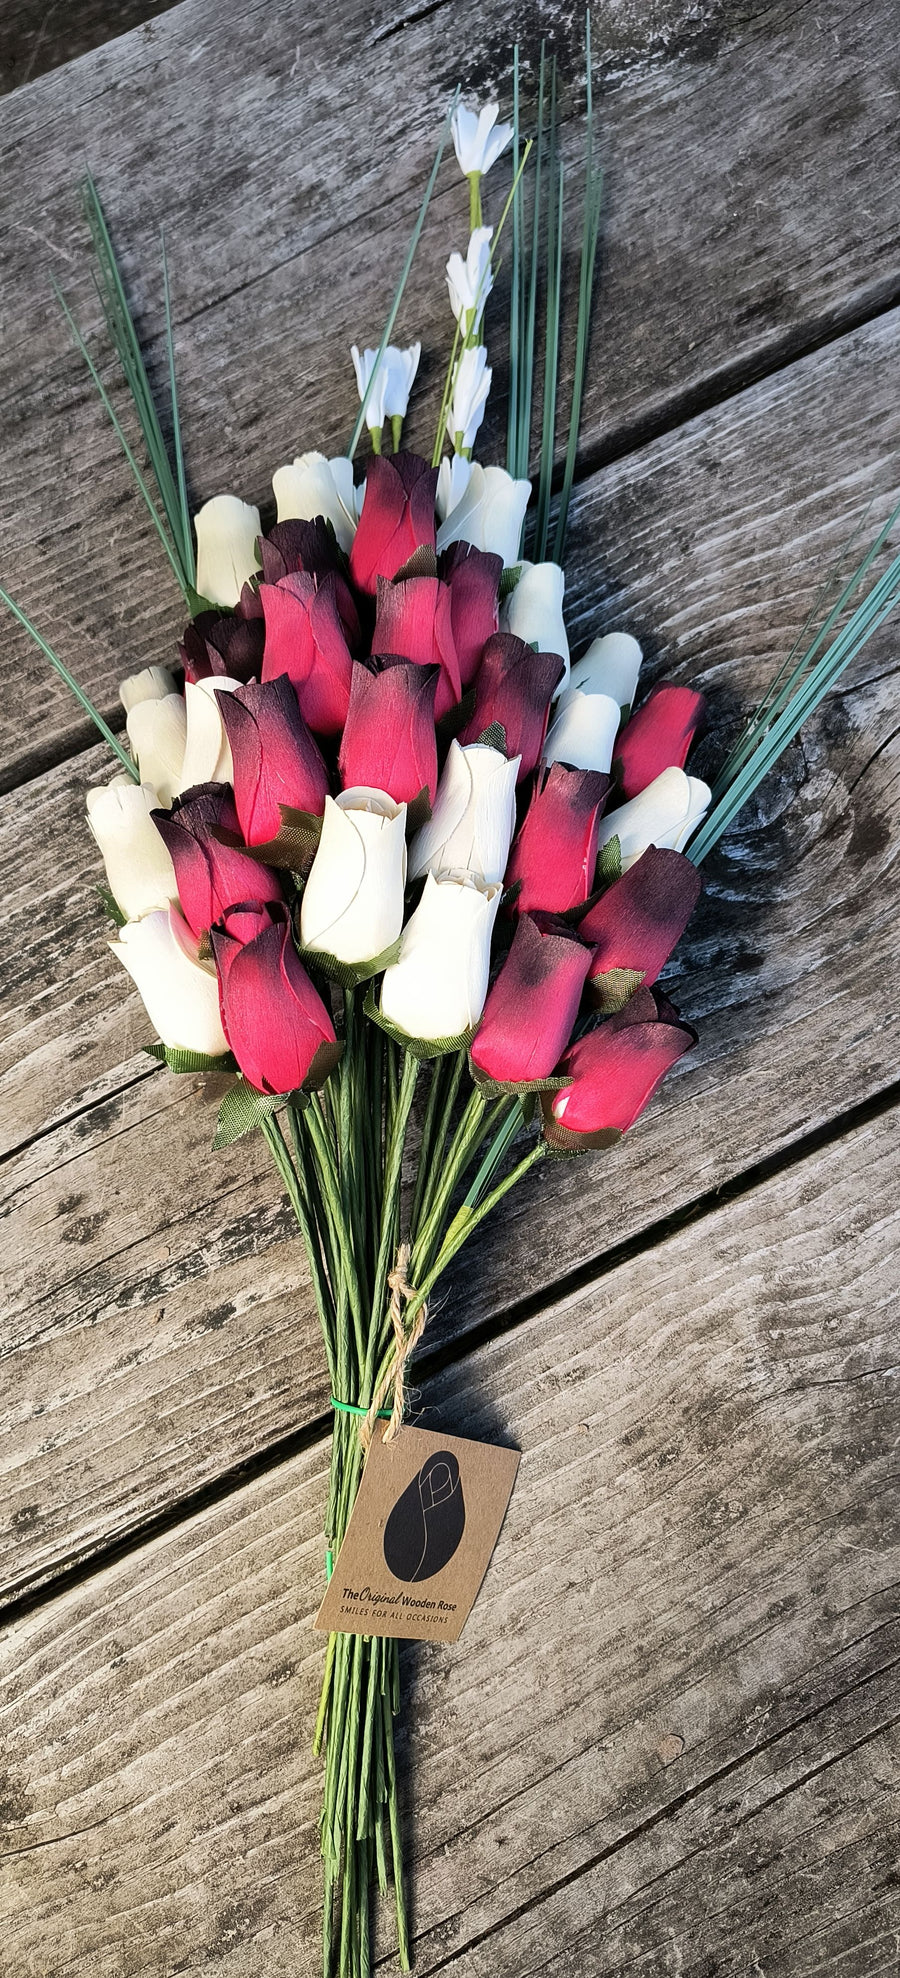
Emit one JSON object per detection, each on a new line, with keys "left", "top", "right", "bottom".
{"left": 5, "top": 34, "right": 900, "bottom": 1978}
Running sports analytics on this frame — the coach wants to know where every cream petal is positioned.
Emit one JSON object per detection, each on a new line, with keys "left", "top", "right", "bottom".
{"left": 543, "top": 688, "right": 621, "bottom": 774}
{"left": 175, "top": 678, "right": 241, "bottom": 794}
{"left": 272, "top": 452, "right": 358, "bottom": 552}
{"left": 86, "top": 780, "right": 178, "bottom": 921}
{"left": 119, "top": 665, "right": 178, "bottom": 714}
{"left": 569, "top": 633, "right": 643, "bottom": 711}
{"left": 126, "top": 693, "right": 187, "bottom": 809}
{"left": 596, "top": 766, "right": 711, "bottom": 870}
{"left": 111, "top": 906, "right": 228, "bottom": 1055}
{"left": 381, "top": 873, "right": 501, "bottom": 1040}
{"left": 194, "top": 494, "right": 262, "bottom": 607}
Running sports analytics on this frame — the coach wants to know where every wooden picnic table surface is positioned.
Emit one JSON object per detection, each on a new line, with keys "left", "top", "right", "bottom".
{"left": 1, "top": 1, "right": 899, "bottom": 1971}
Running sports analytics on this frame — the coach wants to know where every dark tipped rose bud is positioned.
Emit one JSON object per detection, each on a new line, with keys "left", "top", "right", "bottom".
{"left": 373, "top": 574, "right": 462, "bottom": 720}
{"left": 339, "top": 657, "right": 439, "bottom": 806}
{"left": 458, "top": 633, "right": 565, "bottom": 781}
{"left": 260, "top": 571, "right": 353, "bottom": 736}
{"left": 152, "top": 784, "right": 282, "bottom": 937}
{"left": 211, "top": 902, "right": 336, "bottom": 1095}
{"left": 614, "top": 683, "right": 706, "bottom": 800}
{"left": 181, "top": 585, "right": 265, "bottom": 685}
{"left": 543, "top": 987, "right": 696, "bottom": 1145}
{"left": 441, "top": 541, "right": 503, "bottom": 688}
{"left": 504, "top": 763, "right": 610, "bottom": 915}
{"left": 348, "top": 452, "right": 438, "bottom": 595}
{"left": 217, "top": 677, "right": 329, "bottom": 846}
{"left": 470, "top": 914, "right": 592, "bottom": 1084}
{"left": 579, "top": 847, "right": 702, "bottom": 1007}
{"left": 258, "top": 518, "right": 360, "bottom": 649}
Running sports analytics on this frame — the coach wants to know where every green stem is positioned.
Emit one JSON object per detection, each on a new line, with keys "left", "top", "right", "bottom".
{"left": 0, "top": 586, "right": 139, "bottom": 779}
{"left": 468, "top": 171, "right": 483, "bottom": 232}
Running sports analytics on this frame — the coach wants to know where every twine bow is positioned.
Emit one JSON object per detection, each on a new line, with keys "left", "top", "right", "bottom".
{"left": 359, "top": 1242, "right": 428, "bottom": 1450}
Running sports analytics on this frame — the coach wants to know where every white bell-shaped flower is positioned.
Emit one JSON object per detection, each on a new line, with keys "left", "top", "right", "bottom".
{"left": 503, "top": 561, "right": 570, "bottom": 685}
{"left": 543, "top": 686, "right": 621, "bottom": 774}
{"left": 272, "top": 452, "right": 359, "bottom": 553}
{"left": 446, "top": 228, "right": 493, "bottom": 336}
{"left": 110, "top": 905, "right": 229, "bottom": 1056}
{"left": 446, "top": 346, "right": 492, "bottom": 454}
{"left": 408, "top": 740, "right": 519, "bottom": 887}
{"left": 126, "top": 692, "right": 187, "bottom": 809}
{"left": 380, "top": 871, "right": 502, "bottom": 1041}
{"left": 300, "top": 789, "right": 407, "bottom": 965}
{"left": 596, "top": 766, "right": 711, "bottom": 870}
{"left": 436, "top": 462, "right": 530, "bottom": 568}
{"left": 118, "top": 665, "right": 178, "bottom": 714}
{"left": 175, "top": 677, "right": 242, "bottom": 795}
{"left": 451, "top": 102, "right": 513, "bottom": 178}
{"left": 570, "top": 633, "right": 643, "bottom": 713}
{"left": 86, "top": 779, "right": 179, "bottom": 921}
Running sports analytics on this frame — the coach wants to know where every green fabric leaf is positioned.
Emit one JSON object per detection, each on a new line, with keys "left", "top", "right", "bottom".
{"left": 213, "top": 1082, "right": 287, "bottom": 1150}
{"left": 596, "top": 835, "right": 622, "bottom": 888}
{"left": 469, "top": 1059, "right": 567, "bottom": 1098}
{"left": 144, "top": 1042, "right": 237, "bottom": 1074}
{"left": 97, "top": 884, "right": 127, "bottom": 928}
{"left": 363, "top": 985, "right": 479, "bottom": 1061}
{"left": 300, "top": 936, "right": 403, "bottom": 988}
{"left": 499, "top": 563, "right": 523, "bottom": 600}
{"left": 589, "top": 967, "right": 646, "bottom": 1015}
{"left": 477, "top": 721, "right": 508, "bottom": 755}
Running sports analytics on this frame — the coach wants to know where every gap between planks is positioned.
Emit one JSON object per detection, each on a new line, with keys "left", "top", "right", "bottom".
{"left": 3, "top": 1068, "right": 899, "bottom": 1629}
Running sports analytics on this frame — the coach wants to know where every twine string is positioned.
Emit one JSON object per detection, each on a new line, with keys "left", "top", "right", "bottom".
{"left": 359, "top": 1242, "right": 428, "bottom": 1451}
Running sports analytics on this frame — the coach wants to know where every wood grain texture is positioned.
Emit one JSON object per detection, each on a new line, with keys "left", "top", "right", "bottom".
{"left": 3, "top": 305, "right": 899, "bottom": 1603}
{"left": 0, "top": 0, "right": 898, "bottom": 786}
{"left": 1, "top": 1107, "right": 897, "bottom": 1975}
{"left": 0, "top": 1, "right": 178, "bottom": 95}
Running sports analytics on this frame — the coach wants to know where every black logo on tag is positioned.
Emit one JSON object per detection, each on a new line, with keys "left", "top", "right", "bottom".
{"left": 383, "top": 1451, "right": 466, "bottom": 1582}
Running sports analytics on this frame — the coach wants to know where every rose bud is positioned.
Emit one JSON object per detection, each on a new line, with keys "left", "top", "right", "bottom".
{"left": 260, "top": 571, "right": 353, "bottom": 736}
{"left": 272, "top": 451, "right": 359, "bottom": 552}
{"left": 110, "top": 905, "right": 229, "bottom": 1057}
{"left": 152, "top": 784, "right": 282, "bottom": 938}
{"left": 176, "top": 678, "right": 242, "bottom": 794}
{"left": 503, "top": 561, "right": 570, "bottom": 686}
{"left": 194, "top": 494, "right": 262, "bottom": 608}
{"left": 409, "top": 740, "right": 519, "bottom": 887}
{"left": 258, "top": 518, "right": 360, "bottom": 651}
{"left": 125, "top": 691, "right": 187, "bottom": 808}
{"left": 118, "top": 665, "right": 178, "bottom": 712}
{"left": 436, "top": 461, "right": 531, "bottom": 568}
{"left": 544, "top": 987, "right": 696, "bottom": 1145}
{"left": 441, "top": 540, "right": 502, "bottom": 688}
{"left": 614, "top": 683, "right": 707, "bottom": 799}
{"left": 87, "top": 779, "right": 179, "bottom": 921}
{"left": 381, "top": 871, "right": 501, "bottom": 1042}
{"left": 300, "top": 790, "right": 407, "bottom": 965}
{"left": 458, "top": 633, "right": 564, "bottom": 781}
{"left": 348, "top": 452, "right": 438, "bottom": 595}
{"left": 373, "top": 574, "right": 462, "bottom": 720}
{"left": 180, "top": 591, "right": 266, "bottom": 686}
{"left": 339, "top": 658, "right": 439, "bottom": 807}
{"left": 217, "top": 677, "right": 329, "bottom": 846}
{"left": 543, "top": 683, "right": 621, "bottom": 775}
{"left": 505, "top": 763, "right": 610, "bottom": 915}
{"left": 596, "top": 765, "right": 711, "bottom": 871}
{"left": 570, "top": 632, "right": 643, "bottom": 714}
{"left": 212, "top": 902, "right": 336, "bottom": 1095}
{"left": 579, "top": 847, "right": 702, "bottom": 1009}
{"left": 470, "top": 914, "right": 592, "bottom": 1085}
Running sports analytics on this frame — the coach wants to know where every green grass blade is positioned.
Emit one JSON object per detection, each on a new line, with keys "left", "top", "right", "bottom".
{"left": 711, "top": 495, "right": 900, "bottom": 800}
{"left": 552, "top": 10, "right": 602, "bottom": 563}
{"left": 53, "top": 277, "right": 188, "bottom": 595}
{"left": 161, "top": 226, "right": 195, "bottom": 586}
{"left": 0, "top": 585, "right": 139, "bottom": 778}
{"left": 82, "top": 174, "right": 191, "bottom": 591}
{"left": 348, "top": 92, "right": 458, "bottom": 460}
{"left": 534, "top": 57, "right": 563, "bottom": 563}
{"left": 689, "top": 542, "right": 900, "bottom": 863}
{"left": 506, "top": 45, "right": 522, "bottom": 472}
{"left": 517, "top": 41, "right": 547, "bottom": 484}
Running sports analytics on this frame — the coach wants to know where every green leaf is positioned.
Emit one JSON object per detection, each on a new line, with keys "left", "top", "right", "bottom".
{"left": 299, "top": 936, "right": 403, "bottom": 988}
{"left": 596, "top": 835, "right": 622, "bottom": 888}
{"left": 144, "top": 1041, "right": 237, "bottom": 1073}
{"left": 0, "top": 587, "right": 138, "bottom": 780}
{"left": 499, "top": 563, "right": 524, "bottom": 600}
{"left": 476, "top": 721, "right": 508, "bottom": 754}
{"left": 97, "top": 884, "right": 127, "bottom": 927}
{"left": 589, "top": 966, "right": 645, "bottom": 1015}
{"left": 469, "top": 1059, "right": 567, "bottom": 1098}
{"left": 363, "top": 985, "right": 479, "bottom": 1060}
{"left": 213, "top": 1082, "right": 287, "bottom": 1150}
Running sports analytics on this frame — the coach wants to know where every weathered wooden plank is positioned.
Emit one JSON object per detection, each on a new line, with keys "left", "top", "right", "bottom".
{"left": 2, "top": 306, "right": 900, "bottom": 1600}
{"left": 1, "top": 1108, "right": 897, "bottom": 1974}
{"left": 0, "top": 0, "right": 898, "bottom": 784}
{"left": 0, "top": 1, "right": 177, "bottom": 95}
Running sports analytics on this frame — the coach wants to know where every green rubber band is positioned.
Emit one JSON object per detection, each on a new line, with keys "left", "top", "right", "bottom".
{"left": 330, "top": 1396, "right": 393, "bottom": 1420}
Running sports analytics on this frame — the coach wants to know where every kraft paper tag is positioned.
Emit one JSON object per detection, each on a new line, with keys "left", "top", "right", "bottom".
{"left": 314, "top": 1425, "right": 520, "bottom": 1643}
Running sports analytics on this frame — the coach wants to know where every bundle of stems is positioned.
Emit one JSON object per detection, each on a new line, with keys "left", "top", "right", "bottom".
{"left": 259, "top": 1002, "right": 545, "bottom": 1976}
